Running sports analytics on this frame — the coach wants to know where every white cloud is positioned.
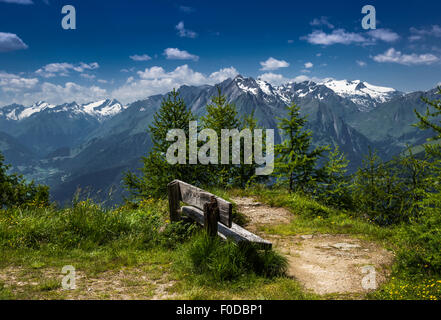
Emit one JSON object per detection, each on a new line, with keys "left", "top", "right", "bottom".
{"left": 289, "top": 75, "right": 333, "bottom": 84}
{"left": 260, "top": 57, "right": 289, "bottom": 71}
{"left": 129, "top": 54, "right": 152, "bottom": 61}
{"left": 176, "top": 21, "right": 198, "bottom": 38}
{"left": 373, "top": 48, "right": 439, "bottom": 65}
{"left": 34, "top": 82, "right": 107, "bottom": 105}
{"left": 0, "top": 71, "right": 38, "bottom": 93}
{"left": 80, "top": 73, "right": 96, "bottom": 80}
{"left": 303, "top": 28, "right": 399, "bottom": 46}
{"left": 409, "top": 25, "right": 441, "bottom": 41}
{"left": 0, "top": 71, "right": 108, "bottom": 106}
{"left": 0, "top": 32, "right": 28, "bottom": 52}
{"left": 367, "top": 29, "right": 400, "bottom": 42}
{"left": 303, "top": 29, "right": 366, "bottom": 46}
{"left": 0, "top": 0, "right": 33, "bottom": 4}
{"left": 356, "top": 60, "right": 367, "bottom": 67}
{"left": 257, "top": 73, "right": 287, "bottom": 86}
{"left": 208, "top": 67, "right": 239, "bottom": 83}
{"left": 310, "top": 17, "right": 334, "bottom": 29}
{"left": 304, "top": 62, "right": 313, "bottom": 69}
{"left": 112, "top": 65, "right": 239, "bottom": 103}
{"left": 163, "top": 48, "right": 199, "bottom": 61}
{"left": 35, "top": 62, "right": 99, "bottom": 78}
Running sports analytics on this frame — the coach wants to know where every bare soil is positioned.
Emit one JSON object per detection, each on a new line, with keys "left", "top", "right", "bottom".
{"left": 232, "top": 196, "right": 394, "bottom": 296}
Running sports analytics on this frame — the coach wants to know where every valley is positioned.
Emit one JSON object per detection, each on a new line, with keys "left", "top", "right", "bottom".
{"left": 0, "top": 75, "right": 437, "bottom": 205}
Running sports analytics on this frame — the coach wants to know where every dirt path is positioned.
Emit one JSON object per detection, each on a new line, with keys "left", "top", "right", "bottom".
{"left": 232, "top": 197, "right": 394, "bottom": 297}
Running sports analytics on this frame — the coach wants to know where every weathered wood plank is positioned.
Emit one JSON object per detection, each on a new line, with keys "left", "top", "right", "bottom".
{"left": 203, "top": 196, "right": 219, "bottom": 237}
{"left": 172, "top": 180, "right": 232, "bottom": 228}
{"left": 182, "top": 206, "right": 272, "bottom": 250}
{"left": 167, "top": 180, "right": 181, "bottom": 222}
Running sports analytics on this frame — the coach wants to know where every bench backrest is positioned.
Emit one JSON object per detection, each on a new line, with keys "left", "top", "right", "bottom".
{"left": 167, "top": 180, "right": 232, "bottom": 228}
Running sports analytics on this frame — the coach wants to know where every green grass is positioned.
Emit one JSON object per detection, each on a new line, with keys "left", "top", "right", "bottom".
{"left": 177, "top": 232, "right": 288, "bottom": 282}
{"left": 1, "top": 186, "right": 439, "bottom": 300}
{"left": 0, "top": 196, "right": 308, "bottom": 300}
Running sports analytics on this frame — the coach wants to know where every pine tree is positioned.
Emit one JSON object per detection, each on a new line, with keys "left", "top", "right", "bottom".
{"left": 274, "top": 103, "right": 328, "bottom": 193}
{"left": 414, "top": 87, "right": 441, "bottom": 158}
{"left": 124, "top": 89, "right": 200, "bottom": 199}
{"left": 316, "top": 146, "right": 352, "bottom": 209}
{"left": 352, "top": 148, "right": 407, "bottom": 225}
{"left": 200, "top": 87, "right": 241, "bottom": 188}
{"left": 233, "top": 110, "right": 268, "bottom": 188}
{"left": 0, "top": 151, "right": 49, "bottom": 208}
{"left": 413, "top": 87, "right": 441, "bottom": 218}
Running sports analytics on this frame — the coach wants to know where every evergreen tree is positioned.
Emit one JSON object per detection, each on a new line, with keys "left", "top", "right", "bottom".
{"left": 414, "top": 87, "right": 441, "bottom": 158}
{"left": 0, "top": 151, "right": 49, "bottom": 208}
{"left": 413, "top": 87, "right": 441, "bottom": 218}
{"left": 352, "top": 148, "right": 407, "bottom": 225}
{"left": 124, "top": 89, "right": 200, "bottom": 199}
{"left": 274, "top": 103, "right": 328, "bottom": 193}
{"left": 316, "top": 146, "right": 352, "bottom": 209}
{"left": 200, "top": 87, "right": 241, "bottom": 188}
{"left": 233, "top": 110, "right": 268, "bottom": 188}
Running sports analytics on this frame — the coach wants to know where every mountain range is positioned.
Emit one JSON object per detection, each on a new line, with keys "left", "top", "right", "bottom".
{"left": 0, "top": 75, "right": 438, "bottom": 205}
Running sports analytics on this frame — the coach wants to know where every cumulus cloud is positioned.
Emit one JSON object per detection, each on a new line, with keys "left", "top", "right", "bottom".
{"left": 304, "top": 62, "right": 313, "bottom": 69}
{"left": 129, "top": 54, "right": 151, "bottom": 61}
{"left": 208, "top": 67, "right": 239, "bottom": 83}
{"left": 356, "top": 60, "right": 367, "bottom": 67}
{"left": 163, "top": 48, "right": 199, "bottom": 61}
{"left": 35, "top": 62, "right": 99, "bottom": 78}
{"left": 260, "top": 57, "right": 289, "bottom": 71}
{"left": 257, "top": 73, "right": 287, "bottom": 86}
{"left": 302, "top": 28, "right": 399, "bottom": 46}
{"left": 310, "top": 17, "right": 334, "bottom": 29}
{"left": 289, "top": 75, "right": 332, "bottom": 84}
{"left": 367, "top": 29, "right": 400, "bottom": 42}
{"left": 112, "top": 65, "right": 238, "bottom": 103}
{"left": 302, "top": 29, "right": 366, "bottom": 46}
{"left": 176, "top": 21, "right": 198, "bottom": 38}
{"left": 0, "top": 71, "right": 38, "bottom": 93}
{"left": 34, "top": 82, "right": 107, "bottom": 105}
{"left": 80, "top": 73, "right": 96, "bottom": 80}
{"left": 409, "top": 25, "right": 441, "bottom": 41}
{"left": 373, "top": 48, "right": 439, "bottom": 65}
{"left": 0, "top": 0, "right": 33, "bottom": 4}
{"left": 0, "top": 32, "right": 28, "bottom": 52}
{"left": 0, "top": 71, "right": 108, "bottom": 106}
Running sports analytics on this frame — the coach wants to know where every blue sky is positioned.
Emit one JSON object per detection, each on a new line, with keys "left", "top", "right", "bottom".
{"left": 0, "top": 0, "right": 440, "bottom": 105}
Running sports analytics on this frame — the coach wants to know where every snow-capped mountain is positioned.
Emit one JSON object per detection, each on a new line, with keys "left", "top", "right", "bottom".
{"left": 0, "top": 75, "right": 436, "bottom": 206}
{"left": 81, "top": 99, "right": 127, "bottom": 120}
{"left": 319, "top": 79, "right": 403, "bottom": 111}
{"left": 0, "top": 99, "right": 127, "bottom": 122}
{"left": 232, "top": 75, "right": 402, "bottom": 112}
{"left": 0, "top": 101, "right": 56, "bottom": 121}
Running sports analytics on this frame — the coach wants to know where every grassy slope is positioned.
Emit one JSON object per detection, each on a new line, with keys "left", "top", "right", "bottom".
{"left": 1, "top": 189, "right": 440, "bottom": 300}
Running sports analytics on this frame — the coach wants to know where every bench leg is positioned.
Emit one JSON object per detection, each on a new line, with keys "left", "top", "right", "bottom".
{"left": 167, "top": 181, "right": 181, "bottom": 222}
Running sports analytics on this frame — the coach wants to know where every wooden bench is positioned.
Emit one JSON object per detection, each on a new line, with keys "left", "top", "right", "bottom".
{"left": 167, "top": 180, "right": 272, "bottom": 250}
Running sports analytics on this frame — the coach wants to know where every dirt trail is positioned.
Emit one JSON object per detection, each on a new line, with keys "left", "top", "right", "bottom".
{"left": 232, "top": 197, "right": 394, "bottom": 296}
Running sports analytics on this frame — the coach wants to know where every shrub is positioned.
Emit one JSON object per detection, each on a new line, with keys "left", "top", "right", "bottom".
{"left": 0, "top": 200, "right": 165, "bottom": 250}
{"left": 181, "top": 233, "right": 287, "bottom": 281}
{"left": 159, "top": 220, "right": 198, "bottom": 249}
